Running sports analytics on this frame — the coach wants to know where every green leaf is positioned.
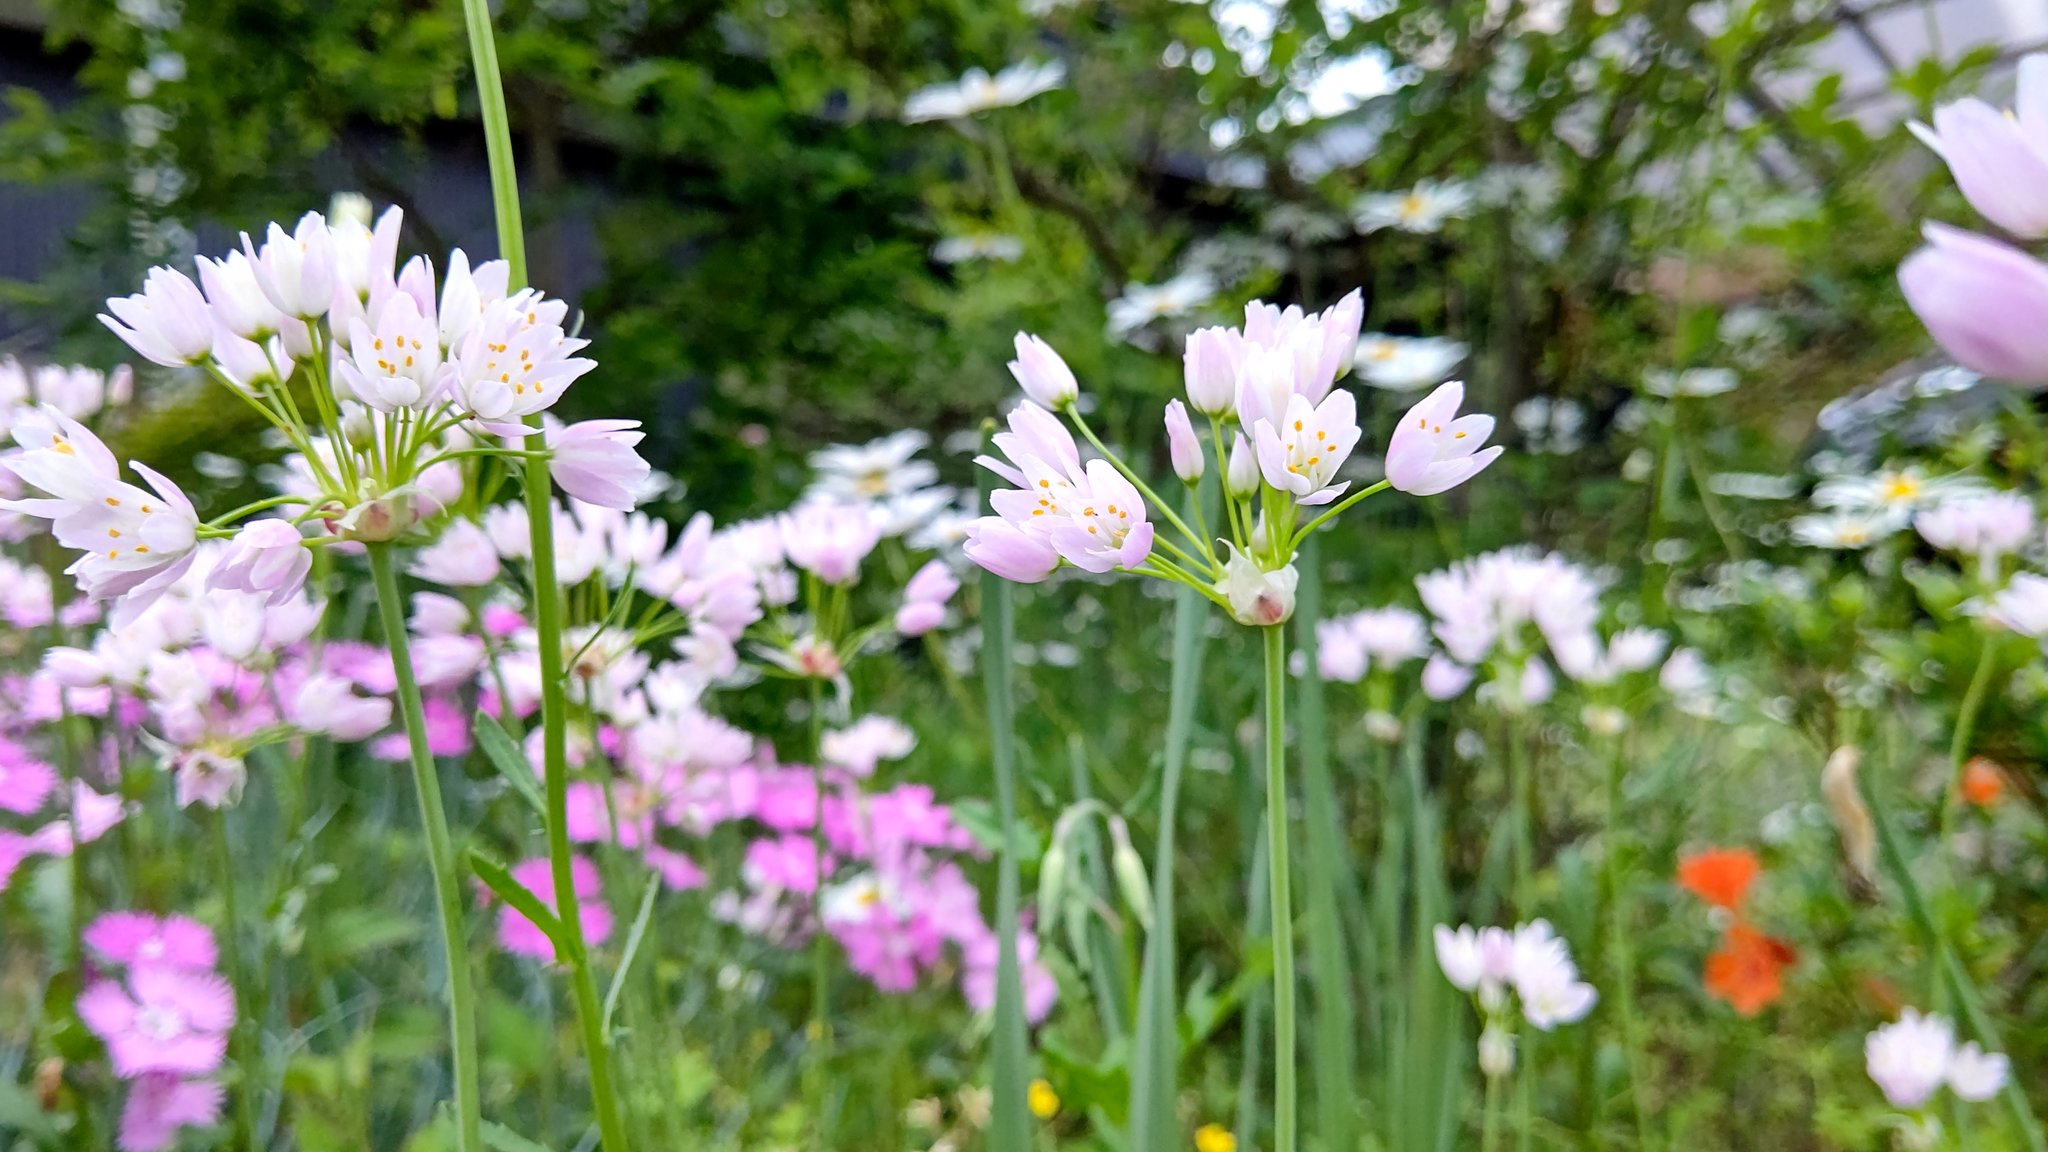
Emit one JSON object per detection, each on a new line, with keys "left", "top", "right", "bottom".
{"left": 468, "top": 848, "right": 564, "bottom": 951}
{"left": 473, "top": 711, "right": 547, "bottom": 818}
{"left": 479, "top": 1120, "right": 557, "bottom": 1152}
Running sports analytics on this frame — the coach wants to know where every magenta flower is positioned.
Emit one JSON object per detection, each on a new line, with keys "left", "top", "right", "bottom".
{"left": 0, "top": 739, "right": 56, "bottom": 814}
{"left": 1909, "top": 56, "right": 2048, "bottom": 239}
{"left": 207, "top": 518, "right": 311, "bottom": 606}
{"left": 1898, "top": 223, "right": 2048, "bottom": 384}
{"left": 547, "top": 419, "right": 651, "bottom": 511}
{"left": 1384, "top": 381, "right": 1503, "bottom": 496}
{"left": 118, "top": 1074, "right": 225, "bottom": 1152}
{"left": 496, "top": 856, "right": 613, "bottom": 962}
{"left": 84, "top": 913, "right": 219, "bottom": 971}
{"left": 77, "top": 966, "right": 235, "bottom": 1078}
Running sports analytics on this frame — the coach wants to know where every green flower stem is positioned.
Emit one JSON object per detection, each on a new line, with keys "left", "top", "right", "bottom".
{"left": 454, "top": 0, "right": 630, "bottom": 1139}
{"left": 1290, "top": 479, "right": 1390, "bottom": 547}
{"left": 523, "top": 485, "right": 633, "bottom": 1151}
{"left": 806, "top": 673, "right": 835, "bottom": 1136}
{"left": 1481, "top": 1071, "right": 1504, "bottom": 1152}
{"left": 1262, "top": 623, "right": 1299, "bottom": 1152}
{"left": 1936, "top": 637, "right": 1997, "bottom": 846}
{"left": 980, "top": 544, "right": 1031, "bottom": 1152}
{"left": 1065, "top": 408, "right": 1212, "bottom": 566}
{"left": 366, "top": 544, "right": 482, "bottom": 1152}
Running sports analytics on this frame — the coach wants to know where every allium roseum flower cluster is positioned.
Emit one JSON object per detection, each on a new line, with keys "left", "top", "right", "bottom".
{"left": 1434, "top": 920, "right": 1597, "bottom": 1078}
{"left": 966, "top": 292, "right": 1503, "bottom": 626}
{"left": 77, "top": 912, "right": 234, "bottom": 1152}
{"left": 5, "top": 205, "right": 651, "bottom": 628}
{"left": 1413, "top": 547, "right": 1675, "bottom": 723}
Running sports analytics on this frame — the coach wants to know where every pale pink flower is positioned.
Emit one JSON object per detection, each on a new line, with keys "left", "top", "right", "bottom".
{"left": 895, "top": 559, "right": 959, "bottom": 636}
{"left": 546, "top": 420, "right": 651, "bottom": 511}
{"left": 77, "top": 966, "right": 236, "bottom": 1077}
{"left": 1898, "top": 223, "right": 2048, "bottom": 384}
{"left": 287, "top": 673, "right": 392, "bottom": 741}
{"left": 1007, "top": 333, "right": 1079, "bottom": 409}
{"left": 99, "top": 267, "right": 215, "bottom": 367}
{"left": 779, "top": 502, "right": 882, "bottom": 585}
{"left": 207, "top": 519, "right": 310, "bottom": 606}
{"left": 410, "top": 519, "right": 501, "bottom": 586}
{"left": 1908, "top": 56, "right": 2048, "bottom": 238}
{"left": 822, "top": 716, "right": 916, "bottom": 778}
{"left": 1182, "top": 326, "right": 1245, "bottom": 417}
{"left": 240, "top": 212, "right": 338, "bottom": 320}
{"left": 1385, "top": 381, "right": 1503, "bottom": 496}
{"left": 84, "top": 913, "right": 219, "bottom": 970}
{"left": 1254, "top": 389, "right": 1361, "bottom": 506}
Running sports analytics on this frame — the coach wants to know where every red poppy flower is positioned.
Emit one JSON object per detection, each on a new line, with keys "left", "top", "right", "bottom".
{"left": 1677, "top": 847, "right": 1760, "bottom": 911}
{"left": 1961, "top": 758, "right": 2006, "bottom": 808}
{"left": 1703, "top": 923, "right": 1796, "bottom": 1017}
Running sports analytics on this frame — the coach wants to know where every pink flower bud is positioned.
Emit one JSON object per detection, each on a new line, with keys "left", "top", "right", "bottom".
{"left": 1164, "top": 399, "right": 1204, "bottom": 483}
{"left": 1182, "top": 326, "right": 1243, "bottom": 417}
{"left": 1898, "top": 223, "right": 2048, "bottom": 384}
{"left": 207, "top": 519, "right": 311, "bottom": 606}
{"left": 1007, "top": 333, "right": 1079, "bottom": 409}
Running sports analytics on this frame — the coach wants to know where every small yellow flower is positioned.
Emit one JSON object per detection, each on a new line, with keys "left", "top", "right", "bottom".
{"left": 1027, "top": 1078, "right": 1060, "bottom": 1120}
{"left": 1195, "top": 1122, "right": 1238, "bottom": 1152}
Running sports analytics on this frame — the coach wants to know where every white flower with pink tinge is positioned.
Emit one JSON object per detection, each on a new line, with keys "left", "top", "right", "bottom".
{"left": 1253, "top": 390, "right": 1362, "bottom": 506}
{"left": 0, "top": 408, "right": 200, "bottom": 626}
{"left": 1384, "top": 381, "right": 1503, "bottom": 497}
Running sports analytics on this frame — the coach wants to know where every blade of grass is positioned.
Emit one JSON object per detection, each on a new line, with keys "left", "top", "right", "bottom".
{"left": 473, "top": 711, "right": 547, "bottom": 819}
{"left": 1293, "top": 538, "right": 1357, "bottom": 1152}
{"left": 1128, "top": 490, "right": 1212, "bottom": 1152}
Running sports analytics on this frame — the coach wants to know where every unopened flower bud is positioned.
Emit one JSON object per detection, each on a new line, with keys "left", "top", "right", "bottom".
{"left": 1008, "top": 332, "right": 1079, "bottom": 409}
{"left": 1037, "top": 839, "right": 1069, "bottom": 924}
{"left": 1164, "top": 399, "right": 1204, "bottom": 483}
{"left": 1248, "top": 512, "right": 1272, "bottom": 556}
{"left": 337, "top": 492, "right": 417, "bottom": 542}
{"left": 1216, "top": 543, "right": 1298, "bottom": 627}
{"left": 1108, "top": 816, "right": 1152, "bottom": 931}
{"left": 1478, "top": 1022, "right": 1517, "bottom": 1079}
{"left": 1226, "top": 432, "right": 1259, "bottom": 499}
{"left": 1183, "top": 326, "right": 1243, "bottom": 417}
{"left": 1581, "top": 704, "right": 1629, "bottom": 737}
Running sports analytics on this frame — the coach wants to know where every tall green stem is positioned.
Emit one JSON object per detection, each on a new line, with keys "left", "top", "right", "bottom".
{"left": 806, "top": 675, "right": 834, "bottom": 1142}
{"left": 524, "top": 493, "right": 632, "bottom": 1150}
{"left": 366, "top": 544, "right": 482, "bottom": 1152}
{"left": 454, "top": 0, "right": 629, "bottom": 1139}
{"left": 1599, "top": 739, "right": 1655, "bottom": 1152}
{"left": 1262, "top": 624, "right": 1298, "bottom": 1152}
{"left": 1480, "top": 1071, "right": 1504, "bottom": 1152}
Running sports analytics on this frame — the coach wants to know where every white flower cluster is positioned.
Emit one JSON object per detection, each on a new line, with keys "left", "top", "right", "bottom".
{"left": 1435, "top": 920, "right": 1597, "bottom": 1078}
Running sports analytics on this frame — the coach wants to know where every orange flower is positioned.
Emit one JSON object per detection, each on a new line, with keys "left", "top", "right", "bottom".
{"left": 1703, "top": 923, "right": 1796, "bottom": 1017}
{"left": 1677, "top": 847, "right": 1760, "bottom": 911}
{"left": 1961, "top": 757, "right": 2006, "bottom": 808}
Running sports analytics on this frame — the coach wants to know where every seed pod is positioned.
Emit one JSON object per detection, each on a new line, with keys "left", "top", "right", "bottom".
{"left": 1108, "top": 815, "right": 1152, "bottom": 931}
{"left": 1820, "top": 745, "right": 1877, "bottom": 889}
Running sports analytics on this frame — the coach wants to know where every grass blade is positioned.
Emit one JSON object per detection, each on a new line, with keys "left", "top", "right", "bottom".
{"left": 473, "top": 710, "right": 547, "bottom": 819}
{"left": 981, "top": 440, "right": 1031, "bottom": 1152}
{"left": 1293, "top": 538, "right": 1358, "bottom": 1152}
{"left": 1128, "top": 490, "right": 1212, "bottom": 1152}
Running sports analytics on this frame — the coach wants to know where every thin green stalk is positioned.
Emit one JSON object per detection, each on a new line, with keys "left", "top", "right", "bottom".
{"left": 1481, "top": 1071, "right": 1504, "bottom": 1152}
{"left": 1936, "top": 638, "right": 1996, "bottom": 845}
{"left": 1262, "top": 623, "right": 1298, "bottom": 1152}
{"left": 212, "top": 810, "right": 260, "bottom": 1150}
{"left": 366, "top": 544, "right": 482, "bottom": 1152}
{"left": 1514, "top": 1030, "right": 1533, "bottom": 1152}
{"left": 453, "top": 0, "right": 629, "bottom": 1135}
{"left": 1507, "top": 714, "right": 1534, "bottom": 912}
{"left": 525, "top": 491, "right": 632, "bottom": 1151}
{"left": 1234, "top": 822, "right": 1271, "bottom": 1152}
{"left": 1128, "top": 490, "right": 1211, "bottom": 1151}
{"left": 1065, "top": 409, "right": 1210, "bottom": 564}
{"left": 1599, "top": 739, "right": 1655, "bottom": 1152}
{"left": 981, "top": 555, "right": 1031, "bottom": 1152}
